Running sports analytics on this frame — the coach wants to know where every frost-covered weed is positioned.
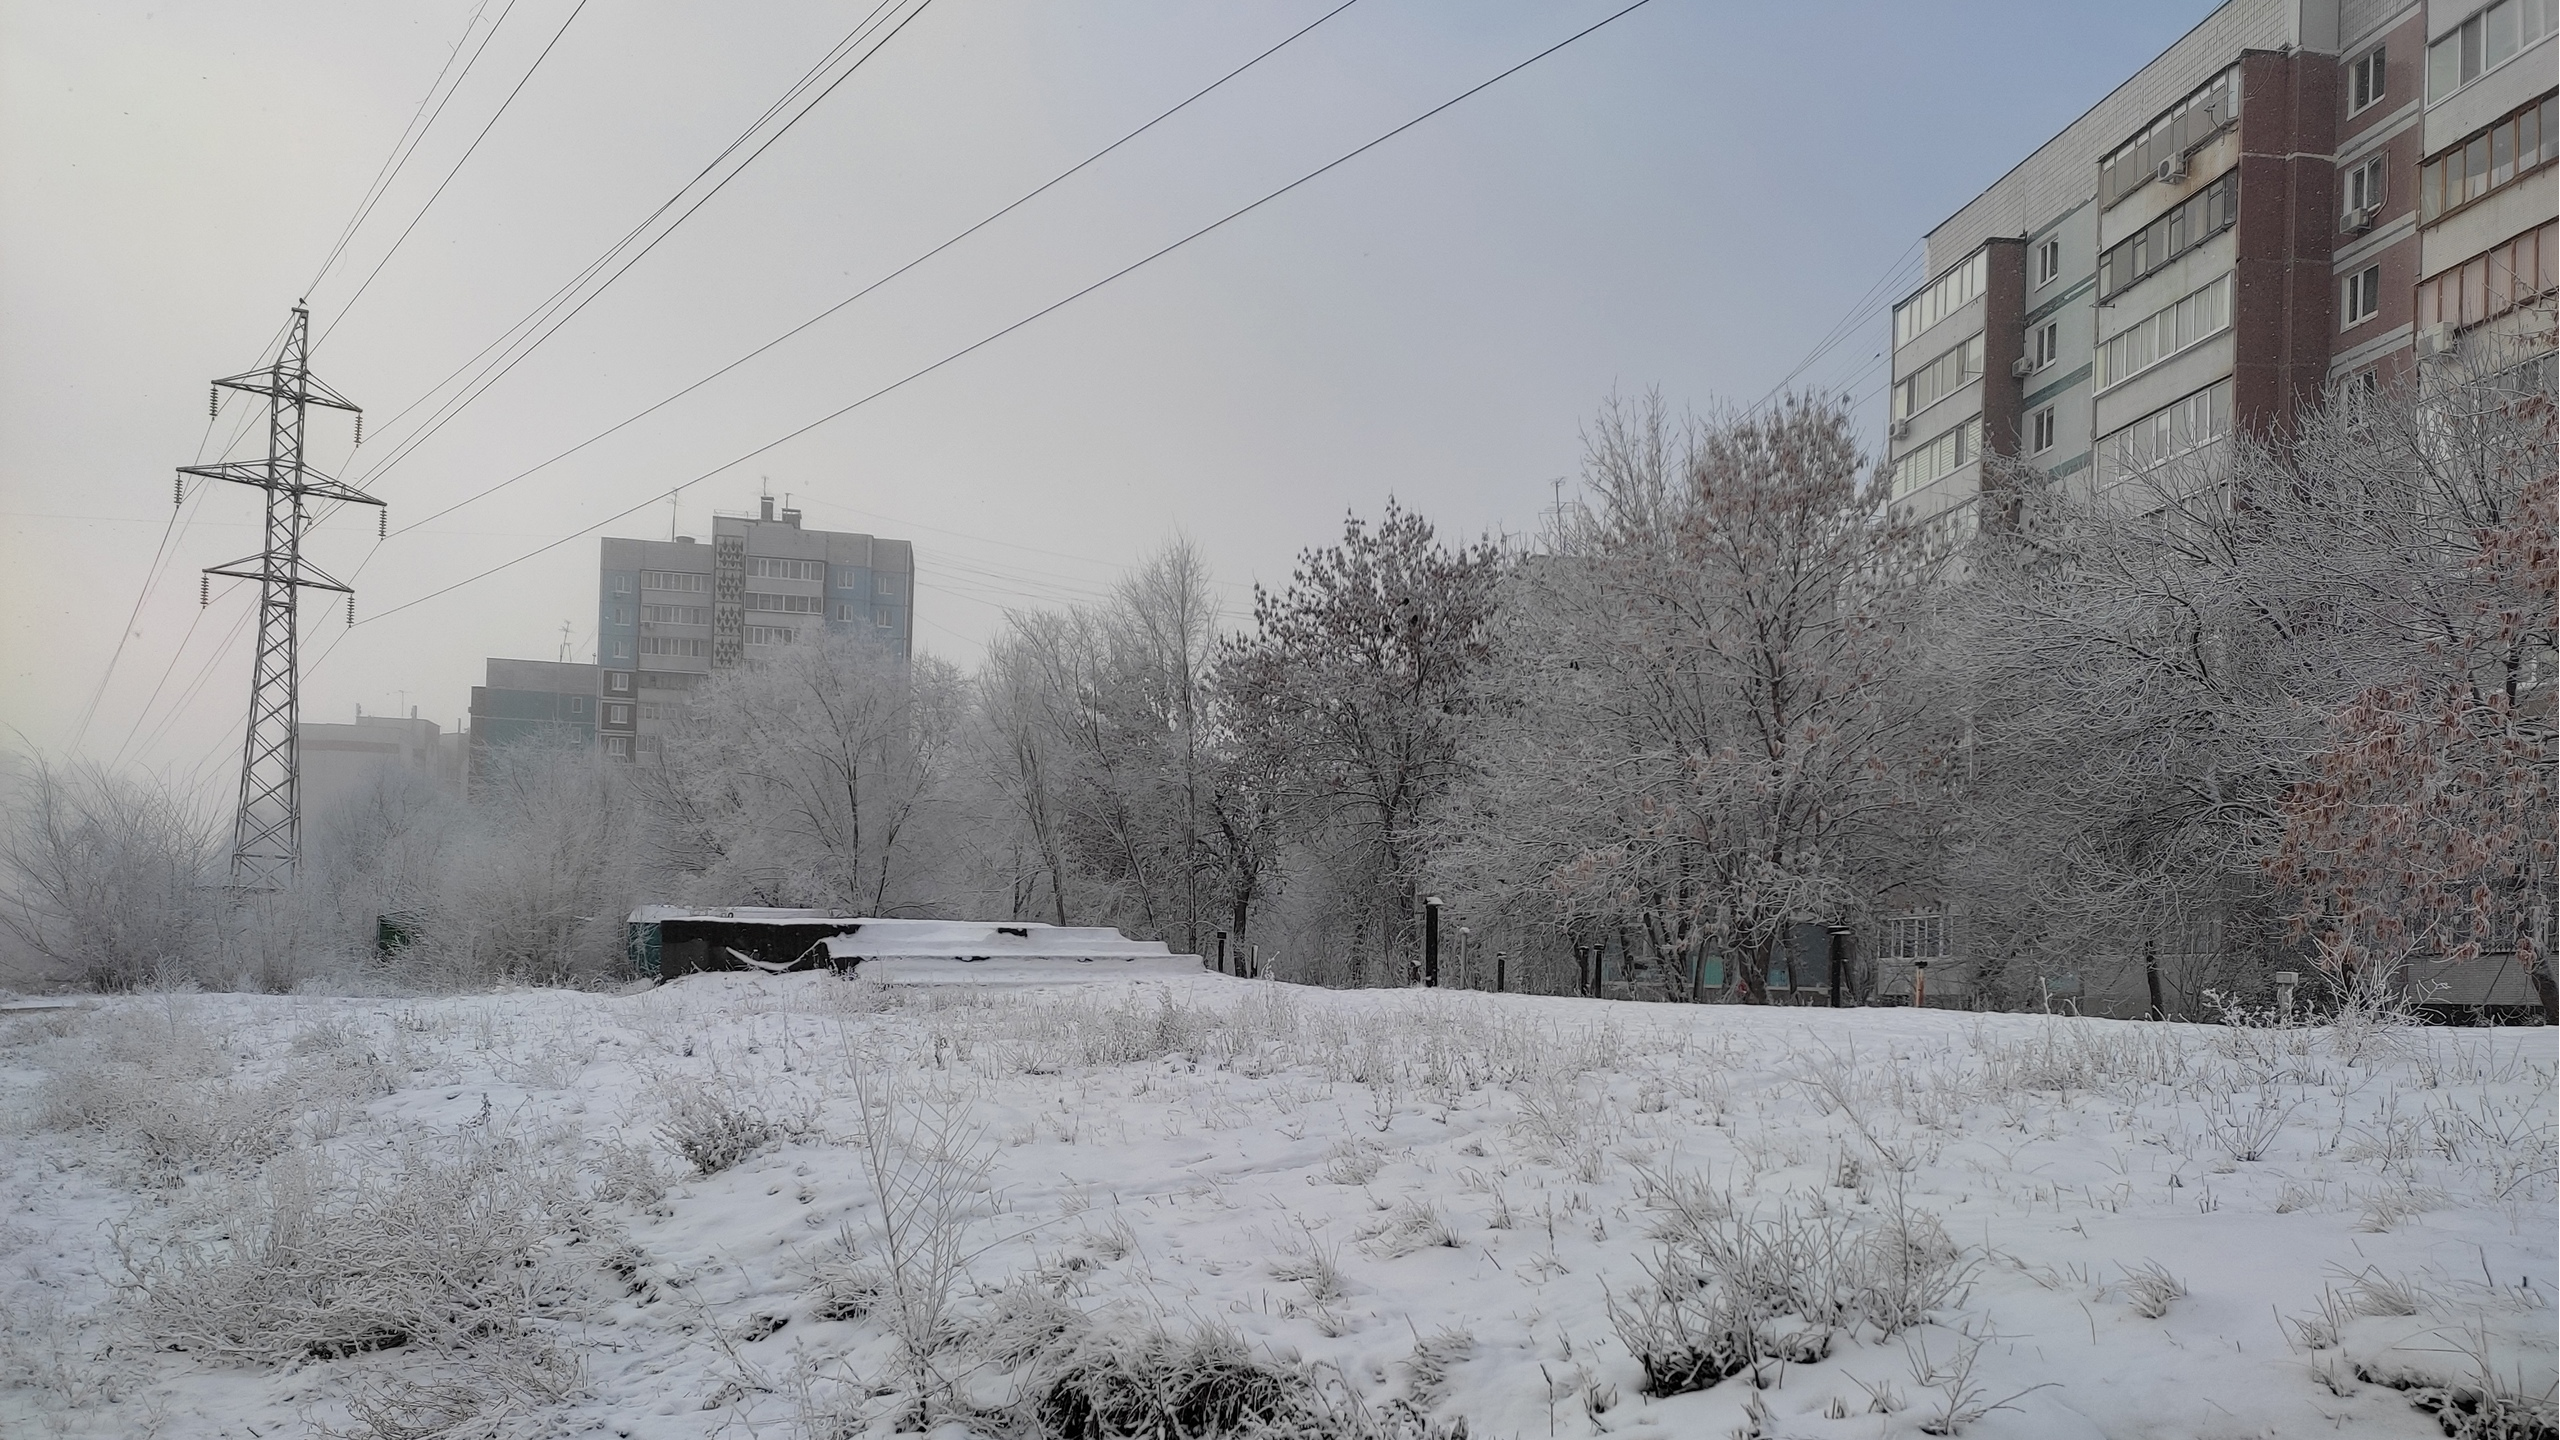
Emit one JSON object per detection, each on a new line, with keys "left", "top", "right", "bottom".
{"left": 656, "top": 1081, "right": 787, "bottom": 1175}
{"left": 1607, "top": 1175, "right": 1971, "bottom": 1398}
{"left": 117, "top": 1131, "right": 590, "bottom": 1366}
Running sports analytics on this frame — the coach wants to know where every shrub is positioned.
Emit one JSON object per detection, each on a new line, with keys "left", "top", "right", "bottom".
{"left": 118, "top": 1133, "right": 586, "bottom": 1365}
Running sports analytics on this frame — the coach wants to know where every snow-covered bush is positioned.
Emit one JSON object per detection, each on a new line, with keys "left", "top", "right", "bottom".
{"left": 116, "top": 1131, "right": 589, "bottom": 1366}
{"left": 1606, "top": 1178, "right": 1970, "bottom": 1397}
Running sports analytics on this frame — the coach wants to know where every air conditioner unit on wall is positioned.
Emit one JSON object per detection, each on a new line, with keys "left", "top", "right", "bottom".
{"left": 1889, "top": 419, "right": 1911, "bottom": 440}
{"left": 2010, "top": 356, "right": 2037, "bottom": 379}
{"left": 2416, "top": 322, "right": 2457, "bottom": 359}
{"left": 2343, "top": 206, "right": 2376, "bottom": 235}
{"left": 2156, "top": 156, "right": 2188, "bottom": 184}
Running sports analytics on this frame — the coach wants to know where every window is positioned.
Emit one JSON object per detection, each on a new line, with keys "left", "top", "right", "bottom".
{"left": 2097, "top": 173, "right": 2239, "bottom": 301}
{"left": 2420, "top": 95, "right": 2556, "bottom": 221}
{"left": 2095, "top": 272, "right": 2234, "bottom": 388}
{"left": 874, "top": 572, "right": 904, "bottom": 598}
{"left": 2031, "top": 406, "right": 2057, "bottom": 454}
{"left": 745, "top": 624, "right": 797, "bottom": 646}
{"left": 569, "top": 696, "right": 590, "bottom": 717}
{"left": 1884, "top": 915, "right": 1947, "bottom": 962}
{"left": 606, "top": 605, "right": 631, "bottom": 625}
{"left": 642, "top": 570, "right": 710, "bottom": 592}
{"left": 1892, "top": 334, "right": 1984, "bottom": 421}
{"left": 610, "top": 574, "right": 633, "bottom": 595}
{"left": 604, "top": 736, "right": 631, "bottom": 759}
{"left": 608, "top": 672, "right": 631, "bottom": 692}
{"left": 746, "top": 557, "right": 823, "bottom": 582}
{"left": 2035, "top": 238, "right": 2061, "bottom": 286}
{"left": 744, "top": 592, "right": 824, "bottom": 614}
{"left": 641, "top": 604, "right": 708, "bottom": 625}
{"left": 2343, "top": 265, "right": 2383, "bottom": 326}
{"left": 2344, "top": 155, "right": 2386, "bottom": 220}
{"left": 2099, "top": 67, "right": 2239, "bottom": 207}
{"left": 2034, "top": 322, "right": 2060, "bottom": 370}
{"left": 639, "top": 703, "right": 660, "bottom": 721}
{"left": 605, "top": 703, "right": 631, "bottom": 725}
{"left": 873, "top": 607, "right": 898, "bottom": 628}
{"left": 2416, "top": 219, "right": 2557, "bottom": 329}
{"left": 608, "top": 639, "right": 632, "bottom": 661}
{"left": 640, "top": 636, "right": 710, "bottom": 657}
{"left": 1892, "top": 251, "right": 1988, "bottom": 347}
{"left": 2429, "top": 0, "right": 2557, "bottom": 101}
{"left": 2101, "top": 378, "right": 2233, "bottom": 483}
{"left": 1894, "top": 416, "right": 1982, "bottom": 498}
{"left": 2350, "top": 44, "right": 2387, "bottom": 114}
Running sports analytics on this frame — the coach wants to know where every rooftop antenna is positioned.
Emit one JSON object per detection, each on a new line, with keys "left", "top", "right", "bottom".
{"left": 558, "top": 620, "right": 573, "bottom": 664}
{"left": 670, "top": 483, "right": 684, "bottom": 541}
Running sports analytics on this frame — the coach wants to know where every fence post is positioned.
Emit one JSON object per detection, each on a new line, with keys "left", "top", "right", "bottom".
{"left": 1216, "top": 929, "right": 1229, "bottom": 976}
{"left": 1828, "top": 926, "right": 1848, "bottom": 1008}
{"left": 1913, "top": 958, "right": 1929, "bottom": 1010}
{"left": 1496, "top": 950, "right": 1507, "bottom": 994}
{"left": 1423, "top": 897, "right": 1441, "bottom": 988}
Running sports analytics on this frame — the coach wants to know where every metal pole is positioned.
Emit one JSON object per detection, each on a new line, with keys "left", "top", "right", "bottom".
{"left": 1496, "top": 950, "right": 1506, "bottom": 994}
{"left": 1828, "top": 926, "right": 1848, "bottom": 1008}
{"left": 1423, "top": 896, "right": 1441, "bottom": 987}
{"left": 1216, "top": 929, "right": 1229, "bottom": 976}
{"left": 1913, "top": 958, "right": 1929, "bottom": 1010}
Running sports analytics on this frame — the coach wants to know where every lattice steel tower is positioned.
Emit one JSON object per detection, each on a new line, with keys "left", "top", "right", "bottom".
{"left": 179, "top": 303, "right": 379, "bottom": 888}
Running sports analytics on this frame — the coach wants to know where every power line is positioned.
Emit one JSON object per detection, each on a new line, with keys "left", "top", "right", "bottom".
{"left": 364, "top": 0, "right": 1361, "bottom": 537}
{"left": 306, "top": 0, "right": 517, "bottom": 297}
{"left": 64, "top": 313, "right": 295, "bottom": 759}
{"left": 317, "top": 0, "right": 593, "bottom": 347}
{"left": 352, "top": 0, "right": 1661, "bottom": 630}
{"left": 338, "top": 0, "right": 930, "bottom": 481}
{"left": 1746, "top": 238, "right": 1922, "bottom": 416}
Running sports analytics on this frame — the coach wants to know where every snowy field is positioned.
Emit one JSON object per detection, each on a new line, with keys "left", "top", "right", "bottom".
{"left": 0, "top": 974, "right": 2552, "bottom": 1440}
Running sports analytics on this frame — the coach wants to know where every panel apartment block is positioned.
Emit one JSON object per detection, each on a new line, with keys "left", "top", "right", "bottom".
{"left": 1887, "top": 0, "right": 2555, "bottom": 528}
{"left": 597, "top": 497, "right": 916, "bottom": 759}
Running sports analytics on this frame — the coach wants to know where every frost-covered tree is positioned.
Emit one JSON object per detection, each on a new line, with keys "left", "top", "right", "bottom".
{"left": 1945, "top": 359, "right": 2556, "bottom": 1011}
{"left": 653, "top": 632, "right": 965, "bottom": 916}
{"left": 2267, "top": 442, "right": 2556, "bottom": 1016}
{"left": 0, "top": 756, "right": 218, "bottom": 989}
{"left": 1216, "top": 500, "right": 1501, "bottom": 985}
{"left": 1445, "top": 393, "right": 1932, "bottom": 1002}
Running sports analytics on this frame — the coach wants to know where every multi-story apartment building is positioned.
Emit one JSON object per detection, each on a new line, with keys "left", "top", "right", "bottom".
{"left": 1874, "top": 0, "right": 2554, "bottom": 1011}
{"left": 467, "top": 658, "right": 598, "bottom": 791}
{"left": 596, "top": 498, "right": 915, "bottom": 759}
{"left": 1884, "top": 0, "right": 2555, "bottom": 538}
{"left": 301, "top": 710, "right": 467, "bottom": 822}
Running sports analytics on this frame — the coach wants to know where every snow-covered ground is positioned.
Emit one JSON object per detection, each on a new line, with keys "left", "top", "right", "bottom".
{"left": 0, "top": 974, "right": 2551, "bottom": 1439}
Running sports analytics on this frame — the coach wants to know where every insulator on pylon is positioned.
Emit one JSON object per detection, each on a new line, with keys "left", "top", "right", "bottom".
{"left": 378, "top": 509, "right": 387, "bottom": 538}
{"left": 352, "top": 413, "right": 363, "bottom": 445}
{"left": 347, "top": 595, "right": 356, "bottom": 626}
{"left": 199, "top": 576, "right": 209, "bottom": 607}
{"left": 209, "top": 386, "right": 220, "bottom": 418}
{"left": 174, "top": 475, "right": 184, "bottom": 506}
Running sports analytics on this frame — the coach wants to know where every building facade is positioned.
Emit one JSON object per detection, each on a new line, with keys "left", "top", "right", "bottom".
{"left": 1877, "top": 0, "right": 2555, "bottom": 1011}
{"left": 300, "top": 710, "right": 467, "bottom": 827}
{"left": 467, "top": 658, "right": 598, "bottom": 791}
{"left": 596, "top": 499, "right": 915, "bottom": 760}
{"left": 1885, "top": 0, "right": 2555, "bottom": 538}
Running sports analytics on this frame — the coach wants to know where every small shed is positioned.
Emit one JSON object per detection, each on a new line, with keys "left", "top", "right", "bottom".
{"left": 627, "top": 906, "right": 866, "bottom": 980}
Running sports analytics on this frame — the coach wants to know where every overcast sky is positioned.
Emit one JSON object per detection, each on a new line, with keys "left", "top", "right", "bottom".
{"left": 1, "top": 0, "right": 2218, "bottom": 794}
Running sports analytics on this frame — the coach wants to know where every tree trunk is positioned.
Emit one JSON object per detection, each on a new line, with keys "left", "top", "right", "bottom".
{"left": 2144, "top": 937, "right": 2165, "bottom": 1021}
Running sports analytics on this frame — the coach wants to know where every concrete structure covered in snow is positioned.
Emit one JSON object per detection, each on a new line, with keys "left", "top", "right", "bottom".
{"left": 627, "top": 906, "right": 1204, "bottom": 983}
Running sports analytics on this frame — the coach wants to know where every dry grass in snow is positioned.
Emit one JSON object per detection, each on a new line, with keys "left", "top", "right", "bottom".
{"left": 0, "top": 975, "right": 2551, "bottom": 1439}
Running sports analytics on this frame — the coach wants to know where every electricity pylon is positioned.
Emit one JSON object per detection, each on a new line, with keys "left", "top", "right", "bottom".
{"left": 178, "top": 302, "right": 379, "bottom": 889}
